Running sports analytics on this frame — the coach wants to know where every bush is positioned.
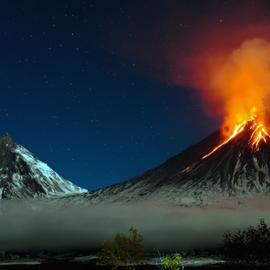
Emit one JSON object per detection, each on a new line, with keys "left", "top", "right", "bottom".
{"left": 223, "top": 218, "right": 270, "bottom": 265}
{"left": 156, "top": 250, "right": 184, "bottom": 270}
{"left": 97, "top": 226, "right": 144, "bottom": 270}
{"left": 162, "top": 253, "right": 183, "bottom": 270}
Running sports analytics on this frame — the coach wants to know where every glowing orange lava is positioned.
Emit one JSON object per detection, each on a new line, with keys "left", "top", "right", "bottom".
{"left": 202, "top": 121, "right": 247, "bottom": 159}
{"left": 249, "top": 122, "right": 270, "bottom": 151}
{"left": 202, "top": 115, "right": 270, "bottom": 159}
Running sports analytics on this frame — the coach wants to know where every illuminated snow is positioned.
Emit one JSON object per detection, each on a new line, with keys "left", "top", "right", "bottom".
{"left": 13, "top": 145, "right": 87, "bottom": 197}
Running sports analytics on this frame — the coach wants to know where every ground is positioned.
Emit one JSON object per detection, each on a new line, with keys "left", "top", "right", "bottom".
{"left": 0, "top": 262, "right": 267, "bottom": 270}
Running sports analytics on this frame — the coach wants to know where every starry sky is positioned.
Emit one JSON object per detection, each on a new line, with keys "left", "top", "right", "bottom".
{"left": 2, "top": 0, "right": 268, "bottom": 190}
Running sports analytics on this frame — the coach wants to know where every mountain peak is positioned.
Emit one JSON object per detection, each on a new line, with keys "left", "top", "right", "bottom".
{"left": 0, "top": 135, "right": 87, "bottom": 199}
{"left": 0, "top": 133, "right": 15, "bottom": 148}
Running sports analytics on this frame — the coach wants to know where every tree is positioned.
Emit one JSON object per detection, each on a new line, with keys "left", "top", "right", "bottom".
{"left": 97, "top": 226, "right": 144, "bottom": 270}
{"left": 223, "top": 218, "right": 270, "bottom": 265}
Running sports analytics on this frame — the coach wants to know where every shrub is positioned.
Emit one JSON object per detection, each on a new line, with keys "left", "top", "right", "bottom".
{"left": 223, "top": 218, "right": 270, "bottom": 265}
{"left": 97, "top": 226, "right": 144, "bottom": 270}
{"left": 156, "top": 250, "right": 184, "bottom": 270}
{"left": 162, "top": 253, "right": 183, "bottom": 270}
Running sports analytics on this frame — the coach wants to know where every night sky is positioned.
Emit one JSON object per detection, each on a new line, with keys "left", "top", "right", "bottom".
{"left": 2, "top": 0, "right": 268, "bottom": 190}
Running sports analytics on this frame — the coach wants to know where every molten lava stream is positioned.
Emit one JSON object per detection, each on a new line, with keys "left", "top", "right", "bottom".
{"left": 202, "top": 120, "right": 270, "bottom": 159}
{"left": 202, "top": 122, "right": 247, "bottom": 159}
{"left": 249, "top": 123, "right": 270, "bottom": 151}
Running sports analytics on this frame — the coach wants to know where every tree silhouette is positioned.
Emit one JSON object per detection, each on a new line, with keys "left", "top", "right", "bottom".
{"left": 97, "top": 226, "right": 144, "bottom": 270}
{"left": 223, "top": 218, "right": 270, "bottom": 265}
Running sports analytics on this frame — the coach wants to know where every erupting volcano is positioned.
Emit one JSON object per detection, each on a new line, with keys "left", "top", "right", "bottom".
{"left": 62, "top": 113, "right": 270, "bottom": 205}
{"left": 52, "top": 34, "right": 270, "bottom": 207}
{"left": 59, "top": 38, "right": 270, "bottom": 206}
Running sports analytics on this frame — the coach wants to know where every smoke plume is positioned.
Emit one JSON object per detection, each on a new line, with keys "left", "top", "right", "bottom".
{"left": 177, "top": 38, "right": 270, "bottom": 137}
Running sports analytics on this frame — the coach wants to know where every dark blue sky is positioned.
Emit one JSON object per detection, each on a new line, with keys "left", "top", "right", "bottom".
{"left": 0, "top": 1, "right": 230, "bottom": 190}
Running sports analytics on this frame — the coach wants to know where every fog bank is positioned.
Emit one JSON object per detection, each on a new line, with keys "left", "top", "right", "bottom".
{"left": 0, "top": 197, "right": 269, "bottom": 252}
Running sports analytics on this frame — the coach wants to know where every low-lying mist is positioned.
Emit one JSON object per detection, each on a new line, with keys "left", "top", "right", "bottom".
{"left": 0, "top": 197, "right": 270, "bottom": 252}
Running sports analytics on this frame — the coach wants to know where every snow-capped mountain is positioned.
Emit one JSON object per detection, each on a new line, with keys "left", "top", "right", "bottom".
{"left": 60, "top": 120, "right": 270, "bottom": 205}
{"left": 0, "top": 134, "right": 87, "bottom": 199}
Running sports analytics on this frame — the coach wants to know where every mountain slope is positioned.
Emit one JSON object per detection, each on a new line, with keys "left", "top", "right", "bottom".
{"left": 0, "top": 134, "right": 87, "bottom": 199}
{"left": 61, "top": 120, "right": 270, "bottom": 205}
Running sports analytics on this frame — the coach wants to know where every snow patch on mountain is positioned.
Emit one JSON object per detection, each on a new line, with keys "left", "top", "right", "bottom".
{"left": 14, "top": 145, "right": 87, "bottom": 197}
{"left": 0, "top": 134, "right": 87, "bottom": 199}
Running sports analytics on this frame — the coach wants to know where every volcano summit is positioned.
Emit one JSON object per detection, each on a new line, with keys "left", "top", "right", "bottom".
{"left": 62, "top": 119, "right": 270, "bottom": 205}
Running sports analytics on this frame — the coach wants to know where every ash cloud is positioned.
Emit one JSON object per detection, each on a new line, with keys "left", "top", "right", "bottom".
{"left": 0, "top": 198, "right": 270, "bottom": 252}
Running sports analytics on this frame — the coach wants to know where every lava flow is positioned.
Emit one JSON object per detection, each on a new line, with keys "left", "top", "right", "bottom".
{"left": 249, "top": 122, "right": 270, "bottom": 151}
{"left": 202, "top": 118, "right": 270, "bottom": 159}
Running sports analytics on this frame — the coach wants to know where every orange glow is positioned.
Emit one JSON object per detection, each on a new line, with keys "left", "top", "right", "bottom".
{"left": 207, "top": 39, "right": 270, "bottom": 138}
{"left": 187, "top": 38, "right": 270, "bottom": 159}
